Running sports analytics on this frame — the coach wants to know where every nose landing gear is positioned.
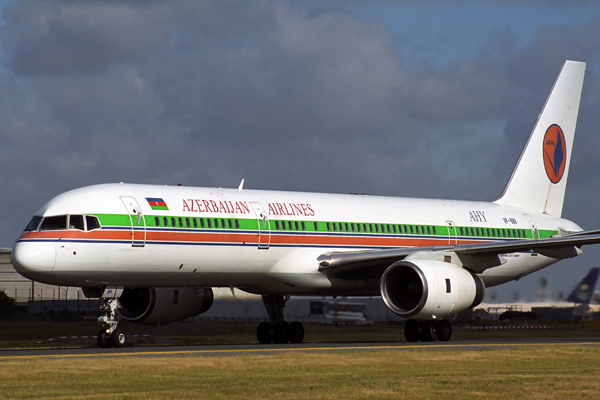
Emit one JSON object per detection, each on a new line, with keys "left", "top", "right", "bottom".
{"left": 97, "top": 298, "right": 127, "bottom": 348}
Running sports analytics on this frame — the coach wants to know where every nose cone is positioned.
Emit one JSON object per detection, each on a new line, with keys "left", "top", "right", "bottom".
{"left": 12, "top": 241, "right": 56, "bottom": 280}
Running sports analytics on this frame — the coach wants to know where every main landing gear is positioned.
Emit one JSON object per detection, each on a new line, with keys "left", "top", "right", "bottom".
{"left": 97, "top": 298, "right": 127, "bottom": 348}
{"left": 256, "top": 295, "right": 305, "bottom": 344}
{"left": 404, "top": 319, "right": 452, "bottom": 342}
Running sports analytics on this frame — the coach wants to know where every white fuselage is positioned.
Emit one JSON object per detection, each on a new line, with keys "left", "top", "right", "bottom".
{"left": 12, "top": 183, "right": 582, "bottom": 296}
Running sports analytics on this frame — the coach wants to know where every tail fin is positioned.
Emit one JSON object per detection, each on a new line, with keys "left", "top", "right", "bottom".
{"left": 566, "top": 267, "right": 599, "bottom": 304}
{"left": 494, "top": 60, "right": 586, "bottom": 217}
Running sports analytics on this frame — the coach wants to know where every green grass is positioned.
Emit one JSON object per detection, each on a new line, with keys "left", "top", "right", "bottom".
{"left": 1, "top": 347, "right": 600, "bottom": 399}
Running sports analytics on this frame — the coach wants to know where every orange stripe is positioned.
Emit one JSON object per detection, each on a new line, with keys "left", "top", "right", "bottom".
{"left": 19, "top": 229, "right": 492, "bottom": 248}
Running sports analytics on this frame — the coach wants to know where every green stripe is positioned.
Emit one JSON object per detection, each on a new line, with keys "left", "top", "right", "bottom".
{"left": 91, "top": 213, "right": 555, "bottom": 241}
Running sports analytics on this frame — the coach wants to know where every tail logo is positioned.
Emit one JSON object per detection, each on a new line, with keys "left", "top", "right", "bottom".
{"left": 543, "top": 124, "right": 566, "bottom": 184}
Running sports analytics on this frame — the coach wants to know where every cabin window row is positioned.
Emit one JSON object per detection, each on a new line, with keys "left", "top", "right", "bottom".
{"left": 326, "top": 222, "right": 436, "bottom": 235}
{"left": 154, "top": 216, "right": 240, "bottom": 230}
{"left": 24, "top": 215, "right": 101, "bottom": 232}
{"left": 274, "top": 220, "right": 319, "bottom": 231}
{"left": 458, "top": 226, "right": 525, "bottom": 238}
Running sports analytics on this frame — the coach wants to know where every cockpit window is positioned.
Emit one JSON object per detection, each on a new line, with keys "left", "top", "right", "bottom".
{"left": 39, "top": 215, "right": 67, "bottom": 230}
{"left": 86, "top": 215, "right": 101, "bottom": 230}
{"left": 69, "top": 215, "right": 84, "bottom": 230}
{"left": 24, "top": 216, "right": 43, "bottom": 231}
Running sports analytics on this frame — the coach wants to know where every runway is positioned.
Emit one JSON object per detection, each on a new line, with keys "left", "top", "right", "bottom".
{"left": 1, "top": 337, "right": 600, "bottom": 360}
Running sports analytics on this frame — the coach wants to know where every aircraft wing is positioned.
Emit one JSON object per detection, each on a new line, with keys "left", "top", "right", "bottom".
{"left": 317, "top": 231, "right": 600, "bottom": 278}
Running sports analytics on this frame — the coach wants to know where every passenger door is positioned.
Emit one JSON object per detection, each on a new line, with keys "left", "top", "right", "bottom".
{"left": 120, "top": 196, "right": 146, "bottom": 247}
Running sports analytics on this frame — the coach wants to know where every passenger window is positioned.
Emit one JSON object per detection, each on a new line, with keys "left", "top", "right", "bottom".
{"left": 314, "top": 222, "right": 318, "bottom": 231}
{"left": 375, "top": 225, "right": 379, "bottom": 233}
{"left": 193, "top": 219, "right": 197, "bottom": 228}
{"left": 295, "top": 221, "right": 299, "bottom": 231}
{"left": 40, "top": 215, "right": 67, "bottom": 231}
{"left": 214, "top": 219, "right": 219, "bottom": 228}
{"left": 235, "top": 220, "right": 240, "bottom": 229}
{"left": 186, "top": 218, "right": 190, "bottom": 228}
{"left": 327, "top": 222, "right": 331, "bottom": 232}
{"left": 228, "top": 220, "right": 232, "bottom": 229}
{"left": 67, "top": 215, "right": 84, "bottom": 230}
{"left": 171, "top": 217, "right": 176, "bottom": 227}
{"left": 163, "top": 217, "right": 168, "bottom": 227}
{"left": 155, "top": 217, "right": 160, "bottom": 226}
{"left": 200, "top": 218, "right": 205, "bottom": 228}
{"left": 288, "top": 221, "right": 293, "bottom": 230}
{"left": 86, "top": 215, "right": 101, "bottom": 231}
{"left": 178, "top": 218, "right": 183, "bottom": 227}
{"left": 207, "top": 219, "right": 212, "bottom": 228}
{"left": 345, "top": 223, "right": 349, "bottom": 232}
{"left": 275, "top": 221, "right": 280, "bottom": 230}
{"left": 301, "top": 221, "right": 305, "bottom": 231}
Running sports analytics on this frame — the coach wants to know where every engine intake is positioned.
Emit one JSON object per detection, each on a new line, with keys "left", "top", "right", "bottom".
{"left": 117, "top": 287, "right": 214, "bottom": 325}
{"left": 380, "top": 259, "right": 485, "bottom": 320}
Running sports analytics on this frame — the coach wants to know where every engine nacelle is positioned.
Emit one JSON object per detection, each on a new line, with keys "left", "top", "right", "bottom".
{"left": 380, "top": 259, "right": 485, "bottom": 320}
{"left": 117, "top": 287, "right": 214, "bottom": 325}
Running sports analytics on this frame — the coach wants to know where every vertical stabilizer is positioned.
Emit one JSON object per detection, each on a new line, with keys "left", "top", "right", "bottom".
{"left": 566, "top": 267, "right": 599, "bottom": 304}
{"left": 494, "top": 60, "right": 585, "bottom": 217}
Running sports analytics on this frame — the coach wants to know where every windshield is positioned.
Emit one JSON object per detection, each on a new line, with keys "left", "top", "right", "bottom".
{"left": 24, "top": 216, "right": 43, "bottom": 231}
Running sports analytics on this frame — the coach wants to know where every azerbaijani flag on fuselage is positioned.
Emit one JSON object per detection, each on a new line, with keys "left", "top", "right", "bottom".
{"left": 146, "top": 197, "right": 169, "bottom": 211}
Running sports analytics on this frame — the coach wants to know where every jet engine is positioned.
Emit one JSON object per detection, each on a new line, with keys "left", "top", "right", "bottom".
{"left": 380, "top": 259, "right": 485, "bottom": 320}
{"left": 116, "top": 287, "right": 214, "bottom": 325}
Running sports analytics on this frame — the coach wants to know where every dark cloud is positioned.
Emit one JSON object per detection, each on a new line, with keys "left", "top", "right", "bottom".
{"left": 1, "top": 1, "right": 600, "bottom": 301}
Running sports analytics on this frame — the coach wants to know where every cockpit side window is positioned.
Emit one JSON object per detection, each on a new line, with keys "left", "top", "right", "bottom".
{"left": 69, "top": 215, "right": 84, "bottom": 230}
{"left": 24, "top": 216, "right": 43, "bottom": 231}
{"left": 39, "top": 215, "right": 67, "bottom": 230}
{"left": 86, "top": 215, "right": 101, "bottom": 231}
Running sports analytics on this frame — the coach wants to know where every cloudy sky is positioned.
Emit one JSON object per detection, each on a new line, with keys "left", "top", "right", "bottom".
{"left": 2, "top": 0, "right": 600, "bottom": 302}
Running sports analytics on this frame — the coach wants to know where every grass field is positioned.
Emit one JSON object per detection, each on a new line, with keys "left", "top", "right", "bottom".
{"left": 1, "top": 346, "right": 600, "bottom": 399}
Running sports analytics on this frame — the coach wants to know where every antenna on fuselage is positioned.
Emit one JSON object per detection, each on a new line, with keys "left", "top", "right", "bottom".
{"left": 238, "top": 179, "right": 245, "bottom": 191}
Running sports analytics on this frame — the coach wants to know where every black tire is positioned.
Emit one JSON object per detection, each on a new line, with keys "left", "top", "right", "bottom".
{"left": 418, "top": 321, "right": 437, "bottom": 342}
{"left": 257, "top": 321, "right": 273, "bottom": 344}
{"left": 273, "top": 321, "right": 289, "bottom": 344}
{"left": 97, "top": 329, "right": 111, "bottom": 348}
{"left": 288, "top": 321, "right": 305, "bottom": 344}
{"left": 110, "top": 327, "right": 127, "bottom": 348}
{"left": 437, "top": 319, "right": 452, "bottom": 342}
{"left": 404, "top": 320, "right": 419, "bottom": 342}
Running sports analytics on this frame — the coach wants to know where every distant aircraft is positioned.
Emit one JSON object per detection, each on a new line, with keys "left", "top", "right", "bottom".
{"left": 566, "top": 267, "right": 600, "bottom": 304}
{"left": 12, "top": 60, "right": 600, "bottom": 347}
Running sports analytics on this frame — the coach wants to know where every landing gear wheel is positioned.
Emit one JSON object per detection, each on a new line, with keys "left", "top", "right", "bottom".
{"left": 436, "top": 319, "right": 452, "bottom": 341}
{"left": 111, "top": 327, "right": 127, "bottom": 348}
{"left": 257, "top": 321, "right": 274, "bottom": 344}
{"left": 404, "top": 320, "right": 419, "bottom": 342}
{"left": 288, "top": 321, "right": 305, "bottom": 343}
{"left": 418, "top": 321, "right": 438, "bottom": 342}
{"left": 273, "top": 321, "right": 289, "bottom": 344}
{"left": 97, "top": 329, "right": 111, "bottom": 348}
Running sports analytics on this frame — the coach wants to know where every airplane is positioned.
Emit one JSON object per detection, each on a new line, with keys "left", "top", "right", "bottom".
{"left": 12, "top": 60, "right": 600, "bottom": 347}
{"left": 566, "top": 267, "right": 600, "bottom": 304}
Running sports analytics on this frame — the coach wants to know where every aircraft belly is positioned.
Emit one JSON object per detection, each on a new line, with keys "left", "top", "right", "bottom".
{"left": 49, "top": 242, "right": 325, "bottom": 289}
